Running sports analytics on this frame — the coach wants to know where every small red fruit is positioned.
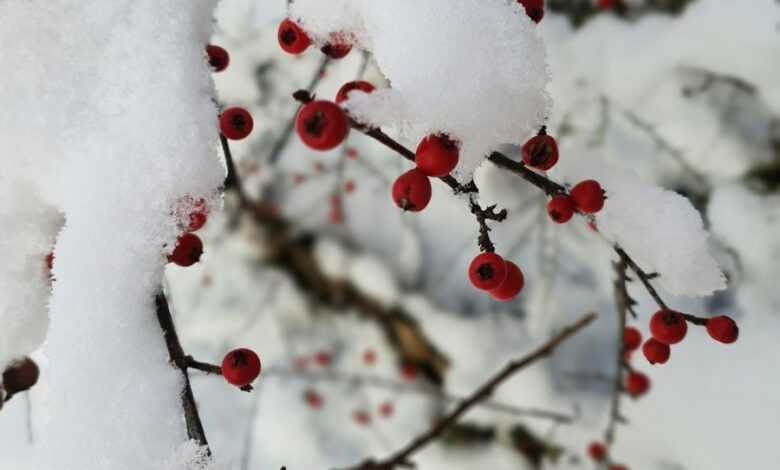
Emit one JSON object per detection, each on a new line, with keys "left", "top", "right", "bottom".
{"left": 168, "top": 233, "right": 204, "bottom": 267}
{"left": 642, "top": 338, "right": 671, "bottom": 365}
{"left": 314, "top": 351, "right": 332, "bottom": 367}
{"left": 649, "top": 309, "right": 688, "bottom": 345}
{"left": 206, "top": 44, "right": 229, "bottom": 72}
{"left": 623, "top": 326, "right": 642, "bottom": 351}
{"left": 547, "top": 195, "right": 575, "bottom": 223}
{"left": 321, "top": 41, "right": 352, "bottom": 59}
{"left": 221, "top": 348, "right": 261, "bottom": 387}
{"left": 2, "top": 358, "right": 40, "bottom": 395}
{"left": 400, "top": 362, "right": 418, "bottom": 381}
{"left": 296, "top": 100, "right": 350, "bottom": 151}
{"left": 468, "top": 252, "right": 508, "bottom": 291}
{"left": 517, "top": 0, "right": 544, "bottom": 23}
{"left": 587, "top": 442, "right": 606, "bottom": 462}
{"left": 379, "top": 401, "right": 394, "bottom": 418}
{"left": 415, "top": 134, "right": 460, "bottom": 177}
{"left": 392, "top": 169, "right": 432, "bottom": 212}
{"left": 304, "top": 389, "right": 324, "bottom": 409}
{"left": 521, "top": 131, "right": 558, "bottom": 170}
{"left": 45, "top": 252, "right": 55, "bottom": 271}
{"left": 335, "top": 81, "right": 375, "bottom": 104}
{"left": 352, "top": 409, "right": 371, "bottom": 426}
{"left": 344, "top": 180, "right": 356, "bottom": 194}
{"left": 220, "top": 107, "right": 254, "bottom": 140}
{"left": 362, "top": 349, "right": 376, "bottom": 366}
{"left": 706, "top": 315, "right": 739, "bottom": 344}
{"left": 489, "top": 261, "right": 525, "bottom": 301}
{"left": 278, "top": 19, "right": 311, "bottom": 55}
{"left": 599, "top": 0, "right": 615, "bottom": 10}
{"left": 570, "top": 180, "right": 605, "bottom": 214}
{"left": 624, "top": 371, "right": 650, "bottom": 397}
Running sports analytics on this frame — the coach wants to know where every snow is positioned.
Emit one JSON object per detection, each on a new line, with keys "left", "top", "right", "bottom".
{"left": 290, "top": 0, "right": 551, "bottom": 177}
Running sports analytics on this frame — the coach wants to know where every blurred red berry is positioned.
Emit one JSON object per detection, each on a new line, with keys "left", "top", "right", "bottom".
{"left": 344, "top": 180, "right": 356, "bottom": 194}
{"left": 346, "top": 147, "right": 359, "bottom": 159}
{"left": 362, "top": 349, "right": 376, "bottom": 366}
{"left": 304, "top": 389, "right": 324, "bottom": 409}
{"left": 296, "top": 100, "right": 350, "bottom": 151}
{"left": 570, "top": 180, "right": 605, "bottom": 214}
{"left": 650, "top": 309, "right": 688, "bottom": 345}
{"left": 335, "top": 81, "right": 375, "bottom": 104}
{"left": 221, "top": 348, "right": 261, "bottom": 387}
{"left": 415, "top": 134, "right": 460, "bottom": 177}
{"left": 623, "top": 326, "right": 642, "bottom": 351}
{"left": 468, "top": 252, "right": 508, "bottom": 291}
{"left": 278, "top": 19, "right": 311, "bottom": 55}
{"left": 610, "top": 465, "right": 629, "bottom": 470}
{"left": 352, "top": 409, "right": 371, "bottom": 426}
{"left": 206, "top": 44, "right": 229, "bottom": 72}
{"left": 379, "top": 401, "right": 394, "bottom": 418}
{"left": 706, "top": 315, "right": 739, "bottom": 344}
{"left": 168, "top": 233, "right": 204, "bottom": 267}
{"left": 392, "top": 169, "right": 432, "bottom": 212}
{"left": 624, "top": 371, "right": 650, "bottom": 397}
{"left": 547, "top": 195, "right": 575, "bottom": 223}
{"left": 220, "top": 107, "right": 254, "bottom": 140}
{"left": 400, "top": 362, "right": 418, "bottom": 381}
{"left": 489, "top": 261, "right": 525, "bottom": 301}
{"left": 314, "top": 351, "right": 332, "bottom": 367}
{"left": 587, "top": 442, "right": 606, "bottom": 462}
{"left": 642, "top": 338, "right": 671, "bottom": 365}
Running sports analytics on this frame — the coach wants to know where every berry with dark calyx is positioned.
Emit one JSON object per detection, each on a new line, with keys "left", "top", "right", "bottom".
{"left": 321, "top": 41, "right": 352, "bottom": 59}
{"left": 392, "top": 169, "right": 432, "bottom": 212}
{"left": 220, "top": 107, "right": 254, "bottom": 140}
{"left": 415, "top": 134, "right": 460, "bottom": 177}
{"left": 624, "top": 371, "right": 650, "bottom": 397}
{"left": 335, "top": 81, "right": 375, "bottom": 104}
{"left": 706, "top": 315, "right": 739, "bottom": 344}
{"left": 570, "top": 180, "right": 606, "bottom": 214}
{"left": 295, "top": 100, "right": 350, "bottom": 151}
{"left": 547, "top": 195, "right": 574, "bottom": 223}
{"left": 168, "top": 233, "right": 204, "bottom": 267}
{"left": 649, "top": 309, "right": 688, "bottom": 345}
{"left": 352, "top": 409, "right": 371, "bottom": 426}
{"left": 304, "top": 389, "right": 324, "bottom": 409}
{"left": 278, "top": 19, "right": 311, "bottom": 55}
{"left": 642, "top": 338, "right": 671, "bottom": 365}
{"left": 587, "top": 442, "right": 606, "bottom": 462}
{"left": 521, "top": 129, "right": 558, "bottom": 170}
{"left": 517, "top": 0, "right": 544, "bottom": 23}
{"left": 468, "top": 252, "right": 508, "bottom": 291}
{"left": 2, "top": 358, "right": 39, "bottom": 395}
{"left": 379, "top": 401, "right": 395, "bottom": 418}
{"left": 489, "top": 261, "right": 525, "bottom": 301}
{"left": 623, "top": 326, "right": 642, "bottom": 351}
{"left": 206, "top": 44, "right": 229, "bottom": 72}
{"left": 400, "top": 362, "right": 418, "bottom": 381}
{"left": 221, "top": 348, "right": 261, "bottom": 387}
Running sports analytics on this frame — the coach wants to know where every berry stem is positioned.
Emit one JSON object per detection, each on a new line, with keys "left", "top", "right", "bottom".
{"left": 470, "top": 197, "right": 508, "bottom": 253}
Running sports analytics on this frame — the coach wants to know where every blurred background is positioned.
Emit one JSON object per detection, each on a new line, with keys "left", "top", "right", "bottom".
{"left": 3, "top": 1, "right": 780, "bottom": 469}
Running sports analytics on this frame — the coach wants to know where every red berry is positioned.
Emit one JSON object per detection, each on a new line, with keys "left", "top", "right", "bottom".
{"left": 321, "top": 41, "right": 352, "bottom": 59}
{"left": 45, "top": 252, "right": 55, "bottom": 271}
{"left": 344, "top": 180, "right": 356, "bottom": 194}
{"left": 168, "top": 233, "right": 204, "bottom": 267}
{"left": 362, "top": 349, "right": 376, "bottom": 366}
{"left": 468, "top": 252, "right": 508, "bottom": 291}
{"left": 521, "top": 132, "right": 558, "bottom": 170}
{"left": 304, "top": 389, "right": 324, "bottom": 409}
{"left": 295, "top": 100, "right": 350, "bottom": 151}
{"left": 378, "top": 401, "right": 394, "bottom": 418}
{"left": 220, "top": 107, "right": 254, "bottom": 140}
{"left": 623, "top": 326, "right": 642, "bottom": 351}
{"left": 642, "top": 338, "right": 671, "bottom": 365}
{"left": 346, "top": 147, "right": 359, "bottom": 159}
{"left": 489, "top": 261, "right": 525, "bottom": 301}
{"left": 587, "top": 442, "right": 606, "bottom": 462}
{"left": 624, "top": 371, "right": 650, "bottom": 397}
{"left": 547, "top": 195, "right": 575, "bottom": 223}
{"left": 649, "top": 309, "right": 688, "bottom": 345}
{"left": 2, "top": 358, "right": 39, "bottom": 395}
{"left": 278, "top": 19, "right": 311, "bottom": 55}
{"left": 335, "top": 81, "right": 375, "bottom": 104}
{"left": 221, "top": 348, "right": 261, "bottom": 387}
{"left": 599, "top": 0, "right": 615, "bottom": 9}
{"left": 415, "top": 134, "right": 460, "bottom": 177}
{"left": 570, "top": 180, "right": 605, "bottom": 214}
{"left": 314, "top": 351, "right": 332, "bottom": 367}
{"left": 392, "top": 169, "right": 432, "bottom": 212}
{"left": 400, "top": 362, "right": 418, "bottom": 381}
{"left": 517, "top": 0, "right": 544, "bottom": 23}
{"left": 206, "top": 44, "right": 229, "bottom": 72}
{"left": 706, "top": 315, "right": 739, "bottom": 344}
{"left": 352, "top": 409, "right": 371, "bottom": 426}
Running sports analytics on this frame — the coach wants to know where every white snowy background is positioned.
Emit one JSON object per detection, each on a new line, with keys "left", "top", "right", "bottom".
{"left": 1, "top": 0, "right": 779, "bottom": 469}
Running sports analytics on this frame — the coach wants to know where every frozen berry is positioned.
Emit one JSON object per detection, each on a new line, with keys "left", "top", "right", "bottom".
{"left": 379, "top": 401, "right": 395, "bottom": 418}
{"left": 304, "top": 389, "right": 324, "bottom": 409}
{"left": 623, "top": 326, "right": 642, "bottom": 351}
{"left": 335, "top": 81, "right": 375, "bottom": 104}
{"left": 570, "top": 180, "right": 605, "bottom": 214}
{"left": 587, "top": 442, "right": 606, "bottom": 462}
{"left": 521, "top": 130, "right": 558, "bottom": 170}
{"left": 400, "top": 362, "right": 418, "bottom": 381}
{"left": 314, "top": 351, "right": 332, "bottom": 367}
{"left": 547, "top": 195, "right": 575, "bottom": 223}
{"left": 706, "top": 315, "right": 739, "bottom": 344}
{"left": 517, "top": 0, "right": 544, "bottom": 23}
{"left": 220, "top": 107, "right": 254, "bottom": 140}
{"left": 221, "top": 348, "right": 261, "bottom": 387}
{"left": 321, "top": 41, "right": 352, "bottom": 59}
{"left": 2, "top": 358, "right": 39, "bottom": 395}
{"left": 415, "top": 134, "right": 460, "bottom": 177}
{"left": 468, "top": 252, "right": 508, "bottom": 291}
{"left": 295, "top": 100, "right": 350, "bottom": 151}
{"left": 489, "top": 261, "right": 525, "bottom": 301}
{"left": 362, "top": 349, "right": 376, "bottom": 366}
{"left": 642, "top": 338, "right": 670, "bottom": 365}
{"left": 392, "top": 169, "right": 432, "bottom": 212}
{"left": 206, "top": 44, "right": 229, "bottom": 72}
{"left": 649, "top": 309, "right": 688, "bottom": 345}
{"left": 278, "top": 19, "right": 311, "bottom": 55}
{"left": 624, "top": 371, "right": 650, "bottom": 397}
{"left": 168, "top": 233, "right": 203, "bottom": 267}
{"left": 352, "top": 409, "right": 371, "bottom": 426}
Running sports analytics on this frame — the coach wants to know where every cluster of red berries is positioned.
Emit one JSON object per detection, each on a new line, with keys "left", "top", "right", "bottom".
{"left": 468, "top": 252, "right": 526, "bottom": 301}
{"left": 206, "top": 44, "right": 255, "bottom": 141}
{"left": 221, "top": 348, "right": 262, "bottom": 388}
{"left": 278, "top": 18, "right": 353, "bottom": 60}
{"left": 168, "top": 196, "right": 209, "bottom": 268}
{"left": 640, "top": 310, "right": 738, "bottom": 365}
{"left": 352, "top": 400, "right": 396, "bottom": 426}
{"left": 587, "top": 441, "right": 629, "bottom": 470}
